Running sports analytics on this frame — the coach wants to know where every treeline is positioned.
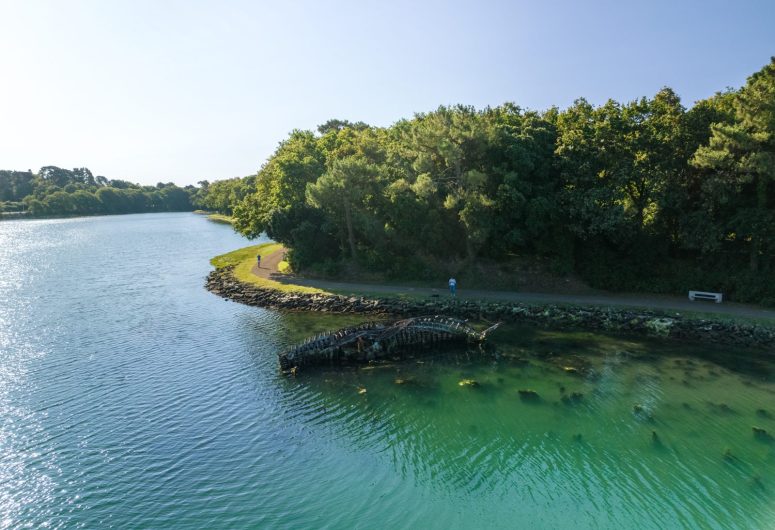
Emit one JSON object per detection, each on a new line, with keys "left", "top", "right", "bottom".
{"left": 0, "top": 166, "right": 195, "bottom": 217}
{"left": 175, "top": 59, "right": 775, "bottom": 304}
{"left": 193, "top": 177, "right": 255, "bottom": 215}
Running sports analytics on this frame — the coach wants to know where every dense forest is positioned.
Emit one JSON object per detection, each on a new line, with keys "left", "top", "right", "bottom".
{"left": 199, "top": 58, "right": 775, "bottom": 305}
{"left": 5, "top": 59, "right": 772, "bottom": 305}
{"left": 0, "top": 166, "right": 196, "bottom": 217}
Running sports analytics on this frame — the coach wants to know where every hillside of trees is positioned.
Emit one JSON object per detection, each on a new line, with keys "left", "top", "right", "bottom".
{"left": 0, "top": 167, "right": 196, "bottom": 217}
{"left": 199, "top": 58, "right": 775, "bottom": 305}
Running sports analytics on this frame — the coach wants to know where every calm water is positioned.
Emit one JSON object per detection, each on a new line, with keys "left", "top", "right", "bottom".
{"left": 1, "top": 213, "right": 774, "bottom": 529}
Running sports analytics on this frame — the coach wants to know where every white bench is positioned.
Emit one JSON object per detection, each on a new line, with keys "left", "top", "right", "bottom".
{"left": 688, "top": 290, "right": 723, "bottom": 303}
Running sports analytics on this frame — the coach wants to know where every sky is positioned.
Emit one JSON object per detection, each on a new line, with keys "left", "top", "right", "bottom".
{"left": 0, "top": 0, "right": 773, "bottom": 186}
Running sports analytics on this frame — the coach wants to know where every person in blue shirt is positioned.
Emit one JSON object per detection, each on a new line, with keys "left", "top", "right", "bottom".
{"left": 448, "top": 277, "right": 457, "bottom": 296}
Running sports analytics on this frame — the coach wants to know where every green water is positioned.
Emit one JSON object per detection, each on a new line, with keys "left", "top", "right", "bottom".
{"left": 281, "top": 320, "right": 775, "bottom": 529}
{"left": 1, "top": 213, "right": 774, "bottom": 529}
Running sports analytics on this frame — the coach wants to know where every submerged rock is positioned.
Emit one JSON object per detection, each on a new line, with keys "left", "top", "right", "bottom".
{"left": 518, "top": 389, "right": 540, "bottom": 402}
{"left": 561, "top": 392, "right": 584, "bottom": 405}
{"left": 752, "top": 426, "right": 774, "bottom": 443}
{"left": 708, "top": 402, "right": 735, "bottom": 415}
{"left": 651, "top": 430, "right": 661, "bottom": 445}
{"left": 633, "top": 404, "right": 655, "bottom": 422}
{"left": 723, "top": 448, "right": 739, "bottom": 463}
{"left": 756, "top": 409, "right": 772, "bottom": 419}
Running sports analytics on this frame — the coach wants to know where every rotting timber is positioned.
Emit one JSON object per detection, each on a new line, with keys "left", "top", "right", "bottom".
{"left": 279, "top": 315, "right": 500, "bottom": 371}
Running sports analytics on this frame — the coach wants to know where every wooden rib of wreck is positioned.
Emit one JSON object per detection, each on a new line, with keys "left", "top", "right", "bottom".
{"left": 279, "top": 315, "right": 500, "bottom": 371}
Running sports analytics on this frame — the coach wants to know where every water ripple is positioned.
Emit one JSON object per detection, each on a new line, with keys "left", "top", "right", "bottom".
{"left": 1, "top": 214, "right": 774, "bottom": 529}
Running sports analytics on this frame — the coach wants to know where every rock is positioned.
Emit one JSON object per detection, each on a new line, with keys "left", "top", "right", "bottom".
{"left": 357, "top": 387, "right": 367, "bottom": 395}
{"left": 518, "top": 389, "right": 540, "bottom": 402}
{"left": 723, "top": 448, "right": 738, "bottom": 462}
{"left": 561, "top": 392, "right": 584, "bottom": 405}
{"left": 633, "top": 404, "right": 655, "bottom": 422}
{"left": 203, "top": 265, "right": 775, "bottom": 349}
{"left": 458, "top": 379, "right": 479, "bottom": 388}
{"left": 752, "top": 426, "right": 774, "bottom": 442}
{"left": 651, "top": 430, "right": 662, "bottom": 446}
{"left": 707, "top": 402, "right": 735, "bottom": 415}
{"left": 756, "top": 409, "right": 772, "bottom": 419}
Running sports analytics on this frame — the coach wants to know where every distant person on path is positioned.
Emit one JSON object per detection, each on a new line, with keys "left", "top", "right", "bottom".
{"left": 448, "top": 277, "right": 457, "bottom": 297}
{"left": 257, "top": 254, "right": 262, "bottom": 268}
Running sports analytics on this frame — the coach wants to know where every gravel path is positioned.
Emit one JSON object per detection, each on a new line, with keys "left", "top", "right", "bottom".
{"left": 252, "top": 248, "right": 775, "bottom": 320}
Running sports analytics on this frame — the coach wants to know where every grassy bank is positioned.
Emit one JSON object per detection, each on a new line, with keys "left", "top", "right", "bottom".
{"left": 207, "top": 213, "right": 234, "bottom": 224}
{"left": 194, "top": 210, "right": 235, "bottom": 225}
{"left": 210, "top": 243, "right": 326, "bottom": 294}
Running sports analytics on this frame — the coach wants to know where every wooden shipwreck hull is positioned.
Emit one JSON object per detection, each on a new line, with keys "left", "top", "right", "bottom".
{"left": 279, "top": 315, "right": 500, "bottom": 371}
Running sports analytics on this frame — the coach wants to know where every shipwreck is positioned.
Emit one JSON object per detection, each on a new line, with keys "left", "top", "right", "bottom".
{"left": 279, "top": 315, "right": 500, "bottom": 371}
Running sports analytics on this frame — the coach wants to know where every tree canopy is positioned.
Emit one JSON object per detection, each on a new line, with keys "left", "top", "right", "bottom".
{"left": 0, "top": 167, "right": 196, "bottom": 217}
{"left": 199, "top": 58, "right": 775, "bottom": 304}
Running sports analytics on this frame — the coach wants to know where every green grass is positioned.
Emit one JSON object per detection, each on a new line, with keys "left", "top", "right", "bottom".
{"left": 207, "top": 213, "right": 235, "bottom": 224}
{"left": 210, "top": 243, "right": 327, "bottom": 294}
{"left": 192, "top": 210, "right": 235, "bottom": 224}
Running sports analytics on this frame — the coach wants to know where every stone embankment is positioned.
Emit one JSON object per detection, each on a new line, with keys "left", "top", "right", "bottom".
{"left": 206, "top": 266, "right": 775, "bottom": 350}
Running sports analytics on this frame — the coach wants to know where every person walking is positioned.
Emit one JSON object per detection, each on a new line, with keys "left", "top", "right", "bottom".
{"left": 257, "top": 254, "right": 262, "bottom": 268}
{"left": 448, "top": 277, "right": 457, "bottom": 297}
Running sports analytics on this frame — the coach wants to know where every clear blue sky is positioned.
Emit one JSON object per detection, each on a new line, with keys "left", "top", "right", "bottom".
{"left": 1, "top": 0, "right": 773, "bottom": 186}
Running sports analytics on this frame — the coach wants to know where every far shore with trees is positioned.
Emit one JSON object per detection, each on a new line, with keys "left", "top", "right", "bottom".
{"left": 0, "top": 166, "right": 196, "bottom": 217}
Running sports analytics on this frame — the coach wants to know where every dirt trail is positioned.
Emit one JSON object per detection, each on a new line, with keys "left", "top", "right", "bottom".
{"left": 251, "top": 247, "right": 286, "bottom": 279}
{"left": 251, "top": 248, "right": 775, "bottom": 320}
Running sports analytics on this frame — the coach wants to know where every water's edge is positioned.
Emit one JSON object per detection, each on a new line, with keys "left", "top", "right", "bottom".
{"left": 206, "top": 265, "right": 775, "bottom": 350}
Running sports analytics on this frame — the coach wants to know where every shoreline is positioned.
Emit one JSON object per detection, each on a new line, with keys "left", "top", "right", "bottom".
{"left": 205, "top": 265, "right": 775, "bottom": 351}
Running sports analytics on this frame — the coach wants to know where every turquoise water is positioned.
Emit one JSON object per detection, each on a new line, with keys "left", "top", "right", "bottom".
{"left": 1, "top": 213, "right": 774, "bottom": 529}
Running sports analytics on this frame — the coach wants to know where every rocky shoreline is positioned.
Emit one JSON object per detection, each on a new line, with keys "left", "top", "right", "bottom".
{"left": 206, "top": 266, "right": 775, "bottom": 350}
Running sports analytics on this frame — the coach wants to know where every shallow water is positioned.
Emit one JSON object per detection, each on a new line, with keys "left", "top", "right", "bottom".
{"left": 1, "top": 213, "right": 773, "bottom": 529}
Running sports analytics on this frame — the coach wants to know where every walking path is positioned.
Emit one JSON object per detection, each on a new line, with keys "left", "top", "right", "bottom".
{"left": 251, "top": 248, "right": 775, "bottom": 321}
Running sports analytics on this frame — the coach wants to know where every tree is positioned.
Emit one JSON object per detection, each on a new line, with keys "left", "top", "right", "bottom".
{"left": 484, "top": 105, "right": 559, "bottom": 256}
{"left": 306, "top": 156, "right": 382, "bottom": 259}
{"left": 555, "top": 98, "right": 629, "bottom": 241}
{"left": 391, "top": 105, "right": 495, "bottom": 261}
{"left": 317, "top": 119, "right": 369, "bottom": 135}
{"left": 39, "top": 166, "right": 75, "bottom": 187}
{"left": 692, "top": 58, "right": 775, "bottom": 271}
{"left": 233, "top": 130, "right": 325, "bottom": 239}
